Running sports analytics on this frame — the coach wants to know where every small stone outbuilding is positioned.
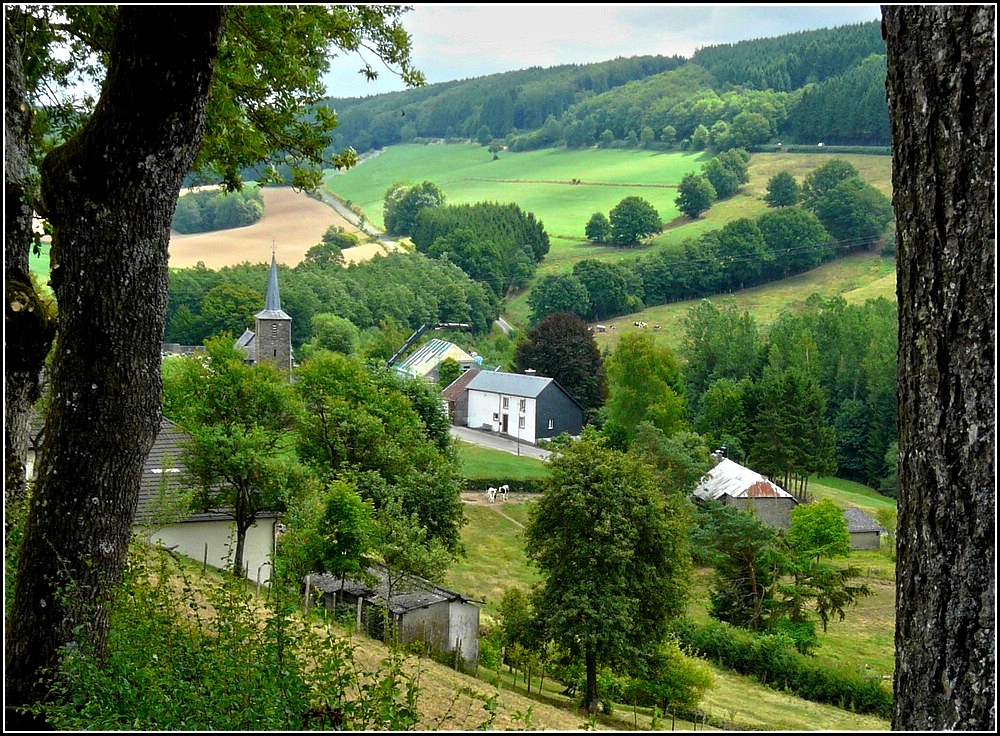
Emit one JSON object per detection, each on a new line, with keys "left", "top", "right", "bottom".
{"left": 843, "top": 506, "right": 886, "bottom": 550}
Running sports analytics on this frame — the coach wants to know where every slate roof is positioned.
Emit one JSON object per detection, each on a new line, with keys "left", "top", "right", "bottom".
{"left": 692, "top": 457, "right": 796, "bottom": 501}
{"left": 843, "top": 506, "right": 886, "bottom": 534}
{"left": 308, "top": 565, "right": 482, "bottom": 614}
{"left": 254, "top": 252, "right": 291, "bottom": 321}
{"left": 439, "top": 366, "right": 481, "bottom": 402}
{"left": 467, "top": 369, "right": 552, "bottom": 398}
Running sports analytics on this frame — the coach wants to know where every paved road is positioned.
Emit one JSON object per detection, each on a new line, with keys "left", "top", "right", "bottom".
{"left": 450, "top": 425, "right": 551, "bottom": 461}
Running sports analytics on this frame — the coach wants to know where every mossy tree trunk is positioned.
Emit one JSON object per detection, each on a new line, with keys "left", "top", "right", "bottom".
{"left": 4, "top": 7, "right": 226, "bottom": 726}
{"left": 883, "top": 5, "right": 995, "bottom": 730}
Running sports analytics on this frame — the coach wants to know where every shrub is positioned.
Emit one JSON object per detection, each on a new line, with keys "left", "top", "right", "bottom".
{"left": 671, "top": 617, "right": 892, "bottom": 719}
{"left": 29, "top": 545, "right": 423, "bottom": 730}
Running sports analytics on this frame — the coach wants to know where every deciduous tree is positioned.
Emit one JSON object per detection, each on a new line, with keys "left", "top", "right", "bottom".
{"left": 763, "top": 171, "right": 800, "bottom": 207}
{"left": 603, "top": 331, "right": 687, "bottom": 448}
{"left": 162, "top": 337, "right": 301, "bottom": 577}
{"left": 4, "top": 6, "right": 420, "bottom": 721}
{"left": 883, "top": 5, "right": 995, "bottom": 730}
{"left": 675, "top": 172, "right": 716, "bottom": 219}
{"left": 514, "top": 311, "right": 608, "bottom": 414}
{"left": 609, "top": 196, "right": 663, "bottom": 246}
{"left": 525, "top": 430, "right": 692, "bottom": 715}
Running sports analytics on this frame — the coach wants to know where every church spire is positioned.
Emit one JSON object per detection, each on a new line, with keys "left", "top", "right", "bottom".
{"left": 264, "top": 250, "right": 282, "bottom": 312}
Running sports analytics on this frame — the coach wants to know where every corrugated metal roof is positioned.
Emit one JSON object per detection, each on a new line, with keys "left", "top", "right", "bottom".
{"left": 466, "top": 370, "right": 554, "bottom": 399}
{"left": 692, "top": 457, "right": 795, "bottom": 501}
{"left": 308, "top": 565, "right": 482, "bottom": 614}
{"left": 396, "top": 338, "right": 475, "bottom": 378}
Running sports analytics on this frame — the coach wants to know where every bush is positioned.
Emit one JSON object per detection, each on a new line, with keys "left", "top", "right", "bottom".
{"left": 671, "top": 617, "right": 892, "bottom": 719}
{"left": 29, "top": 546, "right": 423, "bottom": 730}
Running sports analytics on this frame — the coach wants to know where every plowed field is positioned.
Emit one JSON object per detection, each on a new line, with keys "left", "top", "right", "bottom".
{"left": 169, "top": 187, "right": 368, "bottom": 269}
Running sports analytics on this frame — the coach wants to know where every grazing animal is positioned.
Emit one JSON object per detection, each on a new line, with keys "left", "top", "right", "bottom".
{"left": 487, "top": 486, "right": 498, "bottom": 503}
{"left": 497, "top": 484, "right": 509, "bottom": 501}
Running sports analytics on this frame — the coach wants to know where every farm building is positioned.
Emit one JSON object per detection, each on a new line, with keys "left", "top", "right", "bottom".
{"left": 393, "top": 337, "right": 482, "bottom": 382}
{"left": 691, "top": 454, "right": 800, "bottom": 530}
{"left": 462, "top": 370, "right": 584, "bottom": 444}
{"left": 308, "top": 565, "right": 482, "bottom": 670}
{"left": 843, "top": 506, "right": 886, "bottom": 550}
{"left": 27, "top": 412, "right": 281, "bottom": 585}
{"left": 439, "top": 368, "right": 482, "bottom": 426}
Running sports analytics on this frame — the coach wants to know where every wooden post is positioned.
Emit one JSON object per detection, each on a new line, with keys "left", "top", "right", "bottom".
{"left": 304, "top": 574, "right": 311, "bottom": 613}
{"left": 203, "top": 543, "right": 208, "bottom": 571}
{"left": 355, "top": 597, "right": 363, "bottom": 636}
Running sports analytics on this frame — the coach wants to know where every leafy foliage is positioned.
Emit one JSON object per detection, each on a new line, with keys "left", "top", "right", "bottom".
{"left": 609, "top": 196, "right": 663, "bottom": 245}
{"left": 675, "top": 172, "right": 716, "bottom": 219}
{"left": 162, "top": 336, "right": 302, "bottom": 576}
{"left": 292, "top": 350, "right": 466, "bottom": 555}
{"left": 513, "top": 311, "right": 608, "bottom": 413}
{"left": 602, "top": 331, "right": 687, "bottom": 448}
{"left": 33, "top": 546, "right": 423, "bottom": 730}
{"left": 172, "top": 185, "right": 264, "bottom": 233}
{"left": 525, "top": 429, "right": 692, "bottom": 713}
{"left": 383, "top": 180, "right": 446, "bottom": 236}
{"left": 764, "top": 170, "right": 801, "bottom": 207}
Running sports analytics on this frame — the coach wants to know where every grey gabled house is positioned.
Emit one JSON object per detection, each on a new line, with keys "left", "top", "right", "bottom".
{"left": 462, "top": 370, "right": 583, "bottom": 444}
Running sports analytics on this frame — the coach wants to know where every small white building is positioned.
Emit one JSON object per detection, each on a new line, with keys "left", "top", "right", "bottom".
{"left": 464, "top": 370, "right": 583, "bottom": 444}
{"left": 134, "top": 418, "right": 280, "bottom": 585}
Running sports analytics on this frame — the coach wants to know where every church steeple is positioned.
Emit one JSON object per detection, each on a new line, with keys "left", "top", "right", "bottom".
{"left": 263, "top": 249, "right": 283, "bottom": 312}
{"left": 253, "top": 250, "right": 292, "bottom": 371}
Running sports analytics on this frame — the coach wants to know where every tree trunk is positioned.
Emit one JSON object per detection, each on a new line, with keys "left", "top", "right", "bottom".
{"left": 4, "top": 8, "right": 55, "bottom": 509}
{"left": 883, "top": 6, "right": 995, "bottom": 731}
{"left": 4, "top": 7, "right": 226, "bottom": 723}
{"left": 584, "top": 647, "right": 599, "bottom": 716}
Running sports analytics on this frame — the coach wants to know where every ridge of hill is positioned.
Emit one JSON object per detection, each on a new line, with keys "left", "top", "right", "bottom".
{"left": 315, "top": 20, "right": 887, "bottom": 157}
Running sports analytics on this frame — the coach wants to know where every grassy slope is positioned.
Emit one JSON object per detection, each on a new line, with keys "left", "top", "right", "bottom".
{"left": 327, "top": 144, "right": 894, "bottom": 335}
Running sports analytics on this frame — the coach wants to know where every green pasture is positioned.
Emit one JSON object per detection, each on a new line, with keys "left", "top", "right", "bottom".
{"left": 29, "top": 241, "right": 51, "bottom": 281}
{"left": 327, "top": 143, "right": 710, "bottom": 236}
{"left": 448, "top": 477, "right": 896, "bottom": 730}
{"left": 455, "top": 440, "right": 549, "bottom": 483}
{"left": 501, "top": 250, "right": 895, "bottom": 348}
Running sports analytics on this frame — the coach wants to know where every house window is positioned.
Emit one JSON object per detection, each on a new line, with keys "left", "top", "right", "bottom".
{"left": 547, "top": 418, "right": 554, "bottom": 430}
{"left": 518, "top": 398, "right": 526, "bottom": 412}
{"left": 518, "top": 415, "right": 525, "bottom": 430}
{"left": 502, "top": 397, "right": 509, "bottom": 410}
{"left": 493, "top": 412, "right": 499, "bottom": 422}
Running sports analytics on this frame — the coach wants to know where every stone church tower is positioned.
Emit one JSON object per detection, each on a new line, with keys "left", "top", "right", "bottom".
{"left": 253, "top": 252, "right": 293, "bottom": 371}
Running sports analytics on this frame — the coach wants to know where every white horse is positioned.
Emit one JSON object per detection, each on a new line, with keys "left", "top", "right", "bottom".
{"left": 486, "top": 486, "right": 498, "bottom": 503}
{"left": 497, "top": 484, "right": 509, "bottom": 502}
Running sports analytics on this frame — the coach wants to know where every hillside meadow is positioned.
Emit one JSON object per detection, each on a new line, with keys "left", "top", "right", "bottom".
{"left": 445, "top": 442, "right": 895, "bottom": 731}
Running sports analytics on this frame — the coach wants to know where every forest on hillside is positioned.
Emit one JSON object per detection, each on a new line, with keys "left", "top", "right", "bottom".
{"left": 319, "top": 21, "right": 888, "bottom": 155}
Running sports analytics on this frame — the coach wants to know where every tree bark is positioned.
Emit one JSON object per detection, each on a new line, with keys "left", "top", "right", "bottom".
{"left": 584, "top": 647, "right": 599, "bottom": 716}
{"left": 4, "top": 8, "right": 55, "bottom": 509}
{"left": 4, "top": 7, "right": 226, "bottom": 724}
{"left": 882, "top": 5, "right": 995, "bottom": 731}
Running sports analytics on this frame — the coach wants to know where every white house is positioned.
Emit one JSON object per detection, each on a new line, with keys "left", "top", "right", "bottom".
{"left": 28, "top": 413, "right": 280, "bottom": 586}
{"left": 135, "top": 417, "right": 280, "bottom": 585}
{"left": 464, "top": 370, "right": 583, "bottom": 444}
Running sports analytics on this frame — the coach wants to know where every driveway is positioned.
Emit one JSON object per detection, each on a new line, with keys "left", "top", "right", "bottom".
{"left": 449, "top": 425, "right": 551, "bottom": 461}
